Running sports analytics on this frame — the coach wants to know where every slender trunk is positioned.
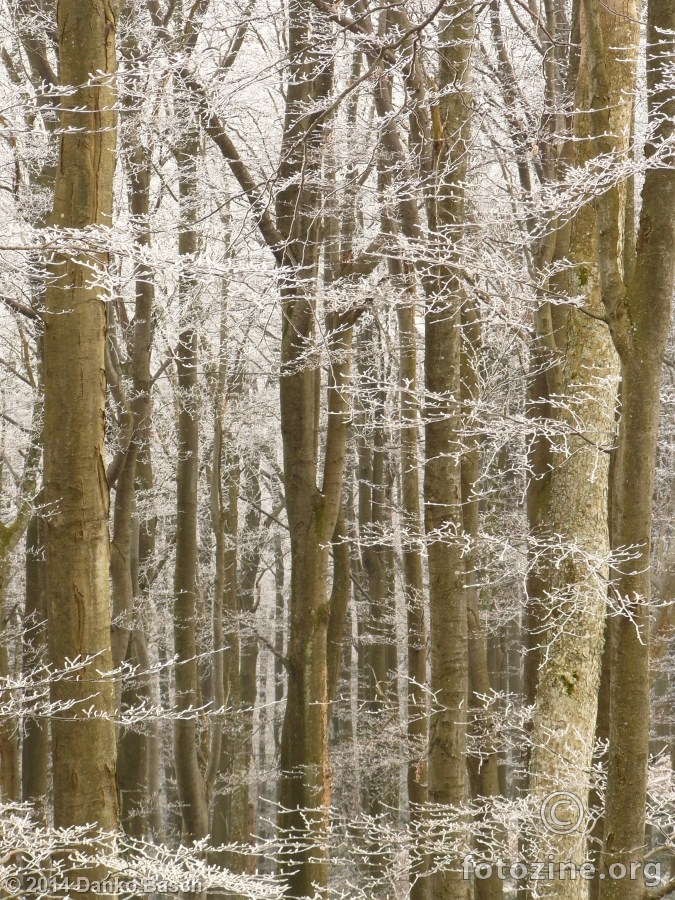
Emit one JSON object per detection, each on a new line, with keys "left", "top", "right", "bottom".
{"left": 117, "top": 633, "right": 148, "bottom": 845}
{"left": 116, "top": 115, "right": 156, "bottom": 842}
{"left": 600, "top": 361, "right": 662, "bottom": 898}
{"left": 425, "top": 5, "right": 474, "bottom": 899}
{"left": 397, "top": 297, "right": 429, "bottom": 900}
{"left": 276, "top": 5, "right": 345, "bottom": 896}
{"left": 589, "top": 445, "right": 615, "bottom": 900}
{"left": 273, "top": 534, "right": 285, "bottom": 755}
{"left": 588, "top": 625, "right": 610, "bottom": 900}
{"left": 372, "top": 56, "right": 429, "bottom": 884}
{"left": 0, "top": 566, "right": 19, "bottom": 803}
{"left": 581, "top": 4, "right": 675, "bottom": 897}
{"left": 110, "top": 442, "right": 135, "bottom": 665}
{"left": 173, "top": 130, "right": 208, "bottom": 843}
{"left": 135, "top": 441, "right": 162, "bottom": 841}
{"left": 22, "top": 511, "right": 48, "bottom": 818}
{"left": 327, "top": 508, "right": 351, "bottom": 707}
{"left": 462, "top": 304, "right": 503, "bottom": 900}
{"left": 357, "top": 328, "right": 398, "bottom": 838}
{"left": 210, "top": 425, "right": 246, "bottom": 883}
{"left": 239, "top": 466, "right": 262, "bottom": 866}
{"left": 523, "top": 360, "right": 553, "bottom": 712}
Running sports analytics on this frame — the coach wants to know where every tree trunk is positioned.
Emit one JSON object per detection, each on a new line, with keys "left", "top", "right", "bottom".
{"left": 238, "top": 465, "right": 262, "bottom": 871}
{"left": 275, "top": 5, "right": 346, "bottom": 896}
{"left": 116, "top": 87, "right": 157, "bottom": 841}
{"left": 463, "top": 303, "right": 503, "bottom": 900}
{"left": 528, "top": 289, "right": 617, "bottom": 894}
{"left": 397, "top": 296, "right": 429, "bottom": 900}
{"left": 43, "top": 0, "right": 119, "bottom": 889}
{"left": 0, "top": 392, "right": 42, "bottom": 806}
{"left": 173, "top": 129, "right": 209, "bottom": 843}
{"left": 22, "top": 511, "right": 48, "bottom": 819}
{"left": 356, "top": 326, "right": 398, "bottom": 850}
{"left": 425, "top": 4, "right": 474, "bottom": 899}
{"left": 209, "top": 432, "right": 246, "bottom": 885}
{"left": 528, "top": 3, "right": 637, "bottom": 895}
{"left": 0, "top": 565, "right": 19, "bottom": 803}
{"left": 273, "top": 534, "right": 285, "bottom": 754}
{"left": 579, "top": 3, "right": 675, "bottom": 897}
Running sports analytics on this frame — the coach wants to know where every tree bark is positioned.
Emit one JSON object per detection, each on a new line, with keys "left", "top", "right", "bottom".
{"left": 425, "top": 4, "right": 474, "bottom": 899}
{"left": 116, "top": 81, "right": 157, "bottom": 841}
{"left": 463, "top": 302, "right": 503, "bottom": 900}
{"left": 209, "top": 425, "right": 246, "bottom": 884}
{"left": 578, "top": 3, "right": 675, "bottom": 897}
{"left": 397, "top": 295, "right": 429, "bottom": 900}
{"left": 22, "top": 510, "right": 48, "bottom": 819}
{"left": 275, "top": 5, "right": 348, "bottom": 897}
{"left": 599, "top": 1, "right": 675, "bottom": 875}
{"left": 356, "top": 325, "right": 398, "bottom": 845}
{"left": 528, "top": 4, "right": 637, "bottom": 896}
{"left": 42, "top": 0, "right": 119, "bottom": 890}
{"left": 173, "top": 129, "right": 209, "bottom": 844}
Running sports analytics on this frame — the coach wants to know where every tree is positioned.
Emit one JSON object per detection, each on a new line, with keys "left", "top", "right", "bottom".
{"left": 423, "top": 5, "right": 476, "bottom": 900}
{"left": 595, "top": 1, "right": 675, "bottom": 894}
{"left": 528, "top": 1, "right": 636, "bottom": 894}
{"left": 42, "top": 0, "right": 120, "bottom": 888}
{"left": 274, "top": 7, "right": 353, "bottom": 892}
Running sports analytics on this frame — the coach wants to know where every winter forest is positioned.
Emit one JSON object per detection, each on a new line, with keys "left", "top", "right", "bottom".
{"left": 1, "top": 0, "right": 675, "bottom": 897}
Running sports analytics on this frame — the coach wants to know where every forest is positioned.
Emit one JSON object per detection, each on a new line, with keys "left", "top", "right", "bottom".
{"left": 0, "top": 0, "right": 674, "bottom": 898}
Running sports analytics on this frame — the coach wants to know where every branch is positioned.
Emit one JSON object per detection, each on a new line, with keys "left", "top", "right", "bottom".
{"left": 1, "top": 296, "right": 39, "bottom": 321}
{"left": 180, "top": 71, "right": 293, "bottom": 268}
{"left": 0, "top": 356, "right": 32, "bottom": 387}
{"left": 308, "top": 0, "right": 451, "bottom": 65}
{"left": 151, "top": 356, "right": 172, "bottom": 385}
{"left": 22, "top": 41, "right": 58, "bottom": 89}
{"left": 306, "top": 0, "right": 388, "bottom": 59}
{"left": 646, "top": 877, "right": 675, "bottom": 900}
{"left": 503, "top": 0, "right": 544, "bottom": 53}
{"left": 339, "top": 233, "right": 388, "bottom": 279}
{"left": 241, "top": 495, "right": 287, "bottom": 532}
{"left": 220, "top": 0, "right": 254, "bottom": 71}
{"left": 252, "top": 627, "right": 290, "bottom": 669}
{"left": 181, "top": 0, "right": 212, "bottom": 55}
{"left": 577, "top": 306, "right": 610, "bottom": 325}
{"left": 0, "top": 410, "right": 32, "bottom": 434}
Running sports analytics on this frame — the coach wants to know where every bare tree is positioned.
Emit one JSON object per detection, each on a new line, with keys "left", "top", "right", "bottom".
{"left": 42, "top": 0, "right": 120, "bottom": 888}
